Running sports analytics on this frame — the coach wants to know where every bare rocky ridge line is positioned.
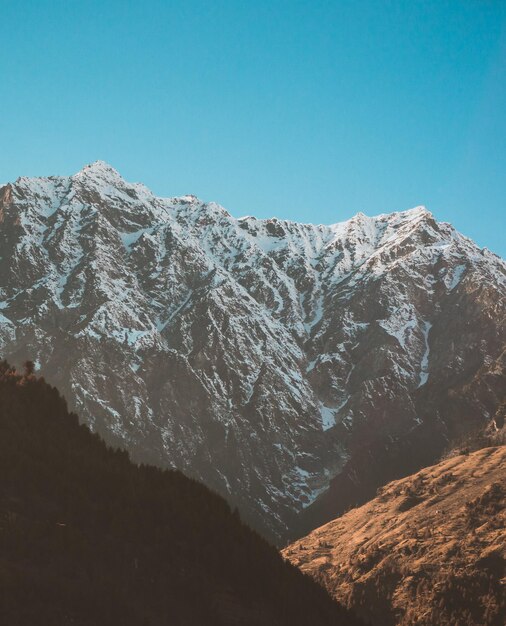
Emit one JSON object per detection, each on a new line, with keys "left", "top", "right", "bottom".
{"left": 0, "top": 160, "right": 505, "bottom": 542}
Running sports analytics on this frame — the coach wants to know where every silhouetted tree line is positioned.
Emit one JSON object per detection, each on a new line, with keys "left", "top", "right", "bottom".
{"left": 0, "top": 361, "right": 364, "bottom": 626}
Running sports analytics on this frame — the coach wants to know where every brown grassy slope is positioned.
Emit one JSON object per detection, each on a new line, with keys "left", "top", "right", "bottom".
{"left": 283, "top": 446, "right": 506, "bottom": 626}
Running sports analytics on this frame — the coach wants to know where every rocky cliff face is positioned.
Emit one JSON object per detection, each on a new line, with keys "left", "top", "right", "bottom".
{"left": 0, "top": 161, "right": 504, "bottom": 542}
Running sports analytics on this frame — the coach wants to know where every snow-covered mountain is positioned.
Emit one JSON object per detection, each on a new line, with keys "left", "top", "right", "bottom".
{"left": 1, "top": 161, "right": 505, "bottom": 542}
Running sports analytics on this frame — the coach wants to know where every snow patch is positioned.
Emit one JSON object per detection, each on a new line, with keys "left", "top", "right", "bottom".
{"left": 320, "top": 405, "right": 336, "bottom": 431}
{"left": 418, "top": 321, "right": 432, "bottom": 387}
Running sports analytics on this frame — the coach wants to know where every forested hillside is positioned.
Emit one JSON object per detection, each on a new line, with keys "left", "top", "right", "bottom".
{"left": 0, "top": 362, "right": 362, "bottom": 626}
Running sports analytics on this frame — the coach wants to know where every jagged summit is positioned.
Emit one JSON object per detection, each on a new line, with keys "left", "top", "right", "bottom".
{"left": 78, "top": 159, "right": 119, "bottom": 173}
{"left": 74, "top": 159, "right": 123, "bottom": 181}
{"left": 7, "top": 162, "right": 438, "bottom": 234}
{"left": 402, "top": 204, "right": 430, "bottom": 215}
{"left": 0, "top": 165, "right": 504, "bottom": 542}
{"left": 240, "top": 204, "right": 434, "bottom": 234}
{"left": 68, "top": 163, "right": 433, "bottom": 230}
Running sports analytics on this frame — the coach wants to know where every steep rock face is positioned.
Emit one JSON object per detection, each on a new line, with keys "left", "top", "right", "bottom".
{"left": 0, "top": 161, "right": 505, "bottom": 541}
{"left": 283, "top": 446, "right": 506, "bottom": 626}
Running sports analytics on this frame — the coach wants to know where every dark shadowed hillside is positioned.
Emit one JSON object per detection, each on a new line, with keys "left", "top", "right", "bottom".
{"left": 284, "top": 446, "right": 506, "bottom": 626}
{"left": 0, "top": 362, "right": 362, "bottom": 626}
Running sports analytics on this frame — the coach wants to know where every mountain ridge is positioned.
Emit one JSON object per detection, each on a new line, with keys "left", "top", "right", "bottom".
{"left": 1, "top": 162, "right": 504, "bottom": 542}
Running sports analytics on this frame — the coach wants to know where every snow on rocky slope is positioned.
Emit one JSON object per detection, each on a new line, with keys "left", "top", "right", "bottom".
{"left": 0, "top": 161, "right": 504, "bottom": 542}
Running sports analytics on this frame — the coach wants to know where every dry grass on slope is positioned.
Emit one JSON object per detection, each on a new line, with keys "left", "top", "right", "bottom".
{"left": 283, "top": 446, "right": 506, "bottom": 626}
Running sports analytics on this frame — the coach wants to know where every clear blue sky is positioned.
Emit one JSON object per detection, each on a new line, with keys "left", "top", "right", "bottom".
{"left": 1, "top": 1, "right": 505, "bottom": 256}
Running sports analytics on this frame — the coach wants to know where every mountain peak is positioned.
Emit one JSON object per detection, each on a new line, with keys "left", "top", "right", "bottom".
{"left": 74, "top": 160, "right": 122, "bottom": 181}
{"left": 0, "top": 164, "right": 504, "bottom": 545}
{"left": 401, "top": 205, "right": 432, "bottom": 219}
